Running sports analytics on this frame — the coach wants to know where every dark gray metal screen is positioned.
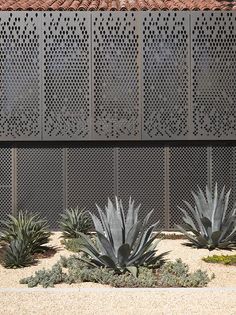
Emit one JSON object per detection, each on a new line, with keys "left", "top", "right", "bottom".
{"left": 142, "top": 12, "right": 190, "bottom": 140}
{"left": 67, "top": 145, "right": 115, "bottom": 214}
{"left": 1, "top": 143, "right": 235, "bottom": 230}
{"left": 0, "top": 146, "right": 12, "bottom": 223}
{"left": 0, "top": 11, "right": 236, "bottom": 141}
{"left": 16, "top": 145, "right": 64, "bottom": 227}
{"left": 42, "top": 12, "right": 91, "bottom": 140}
{"left": 117, "top": 145, "right": 166, "bottom": 228}
{"left": 169, "top": 145, "right": 208, "bottom": 228}
{"left": 0, "top": 12, "right": 41, "bottom": 140}
{"left": 92, "top": 12, "right": 141, "bottom": 140}
{"left": 191, "top": 12, "right": 236, "bottom": 139}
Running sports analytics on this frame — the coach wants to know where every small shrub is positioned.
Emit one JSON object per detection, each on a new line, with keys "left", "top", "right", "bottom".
{"left": 203, "top": 254, "right": 236, "bottom": 266}
{"left": 62, "top": 238, "right": 85, "bottom": 253}
{"left": 0, "top": 211, "right": 51, "bottom": 254}
{"left": 158, "top": 259, "right": 212, "bottom": 287}
{"left": 20, "top": 256, "right": 212, "bottom": 288}
{"left": 3, "top": 239, "right": 34, "bottom": 268}
{"left": 20, "top": 263, "right": 64, "bottom": 288}
{"left": 59, "top": 207, "right": 92, "bottom": 239}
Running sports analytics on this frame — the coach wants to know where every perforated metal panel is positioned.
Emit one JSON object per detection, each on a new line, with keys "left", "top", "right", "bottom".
{"left": 142, "top": 12, "right": 190, "bottom": 140}
{"left": 67, "top": 145, "right": 115, "bottom": 214}
{"left": 169, "top": 145, "right": 208, "bottom": 228}
{"left": 117, "top": 145, "right": 166, "bottom": 228}
{"left": 16, "top": 146, "right": 64, "bottom": 228}
{"left": 0, "top": 146, "right": 12, "bottom": 223}
{"left": 212, "top": 144, "right": 236, "bottom": 212}
{"left": 92, "top": 12, "right": 141, "bottom": 140}
{"left": 0, "top": 12, "right": 41, "bottom": 140}
{"left": 191, "top": 12, "right": 236, "bottom": 139}
{"left": 42, "top": 12, "right": 91, "bottom": 140}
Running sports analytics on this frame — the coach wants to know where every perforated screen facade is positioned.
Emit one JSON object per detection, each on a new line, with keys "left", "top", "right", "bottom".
{"left": 0, "top": 143, "right": 235, "bottom": 229}
{"left": 0, "top": 11, "right": 235, "bottom": 141}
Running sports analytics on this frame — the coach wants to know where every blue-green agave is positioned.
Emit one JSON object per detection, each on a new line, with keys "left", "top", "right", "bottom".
{"left": 176, "top": 184, "right": 236, "bottom": 249}
{"left": 78, "top": 197, "right": 168, "bottom": 276}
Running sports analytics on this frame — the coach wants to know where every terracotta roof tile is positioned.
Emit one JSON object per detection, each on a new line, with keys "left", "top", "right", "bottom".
{"left": 0, "top": 0, "right": 234, "bottom": 11}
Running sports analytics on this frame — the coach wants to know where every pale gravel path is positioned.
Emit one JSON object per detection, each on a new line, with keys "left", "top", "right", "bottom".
{"left": 0, "top": 232, "right": 236, "bottom": 314}
{"left": 0, "top": 289, "right": 235, "bottom": 315}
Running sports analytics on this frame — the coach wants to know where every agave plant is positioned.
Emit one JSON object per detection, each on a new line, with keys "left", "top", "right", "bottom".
{"left": 0, "top": 211, "right": 51, "bottom": 254}
{"left": 176, "top": 184, "right": 236, "bottom": 250}
{"left": 3, "top": 239, "right": 33, "bottom": 268}
{"left": 78, "top": 197, "right": 168, "bottom": 276}
{"left": 59, "top": 207, "right": 92, "bottom": 239}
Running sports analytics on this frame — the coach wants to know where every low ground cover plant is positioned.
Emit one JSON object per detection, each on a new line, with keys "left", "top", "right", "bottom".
{"left": 20, "top": 255, "right": 212, "bottom": 288}
{"left": 176, "top": 184, "right": 236, "bottom": 250}
{"left": 59, "top": 207, "right": 92, "bottom": 239}
{"left": 203, "top": 254, "right": 236, "bottom": 266}
{"left": 77, "top": 197, "right": 168, "bottom": 276}
{"left": 0, "top": 211, "right": 51, "bottom": 268}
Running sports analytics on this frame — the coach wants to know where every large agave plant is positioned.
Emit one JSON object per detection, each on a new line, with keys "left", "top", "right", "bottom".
{"left": 0, "top": 211, "right": 51, "bottom": 254}
{"left": 176, "top": 184, "right": 236, "bottom": 250}
{"left": 78, "top": 197, "right": 168, "bottom": 276}
{"left": 59, "top": 207, "right": 92, "bottom": 239}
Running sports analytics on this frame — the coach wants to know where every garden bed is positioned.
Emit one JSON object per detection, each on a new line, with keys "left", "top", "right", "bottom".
{"left": 0, "top": 232, "right": 235, "bottom": 288}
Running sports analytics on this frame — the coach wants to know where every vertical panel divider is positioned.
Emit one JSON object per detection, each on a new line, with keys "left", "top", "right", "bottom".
{"left": 208, "top": 145, "right": 212, "bottom": 191}
{"left": 164, "top": 145, "right": 170, "bottom": 230}
{"left": 114, "top": 147, "right": 118, "bottom": 197}
{"left": 189, "top": 12, "right": 193, "bottom": 138}
{"left": 138, "top": 12, "right": 142, "bottom": 140}
{"left": 63, "top": 147, "right": 68, "bottom": 211}
{"left": 40, "top": 12, "right": 43, "bottom": 140}
{"left": 89, "top": 12, "right": 92, "bottom": 140}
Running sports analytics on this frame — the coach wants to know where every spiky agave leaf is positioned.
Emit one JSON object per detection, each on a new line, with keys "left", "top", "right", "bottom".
{"left": 176, "top": 184, "right": 236, "bottom": 250}
{"left": 59, "top": 207, "right": 92, "bottom": 239}
{"left": 0, "top": 211, "right": 51, "bottom": 254}
{"left": 3, "top": 239, "right": 33, "bottom": 268}
{"left": 78, "top": 197, "right": 168, "bottom": 275}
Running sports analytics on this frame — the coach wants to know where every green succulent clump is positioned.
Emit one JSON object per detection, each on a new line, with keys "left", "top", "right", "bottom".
{"left": 3, "top": 239, "right": 34, "bottom": 268}
{"left": 0, "top": 211, "right": 51, "bottom": 268}
{"left": 59, "top": 207, "right": 92, "bottom": 239}
{"left": 78, "top": 197, "right": 168, "bottom": 276}
{"left": 203, "top": 254, "right": 236, "bottom": 266}
{"left": 176, "top": 184, "right": 236, "bottom": 250}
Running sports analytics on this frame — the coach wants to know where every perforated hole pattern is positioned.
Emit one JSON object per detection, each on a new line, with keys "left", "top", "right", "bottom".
{"left": 0, "top": 143, "right": 236, "bottom": 229}
{"left": 43, "top": 12, "right": 90, "bottom": 140}
{"left": 0, "top": 12, "right": 236, "bottom": 140}
{"left": 0, "top": 12, "right": 41, "bottom": 140}
{"left": 0, "top": 146, "right": 12, "bottom": 224}
{"left": 117, "top": 146, "right": 166, "bottom": 228}
{"left": 16, "top": 146, "right": 64, "bottom": 227}
{"left": 169, "top": 145, "right": 208, "bottom": 228}
{"left": 142, "top": 12, "right": 190, "bottom": 140}
{"left": 192, "top": 12, "right": 236, "bottom": 139}
{"left": 92, "top": 12, "right": 141, "bottom": 140}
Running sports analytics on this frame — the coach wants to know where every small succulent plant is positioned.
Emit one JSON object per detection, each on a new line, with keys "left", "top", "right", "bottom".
{"left": 59, "top": 207, "right": 92, "bottom": 239}
{"left": 78, "top": 197, "right": 168, "bottom": 276}
{"left": 3, "top": 239, "right": 33, "bottom": 268}
{"left": 0, "top": 210, "right": 51, "bottom": 254}
{"left": 176, "top": 184, "right": 236, "bottom": 249}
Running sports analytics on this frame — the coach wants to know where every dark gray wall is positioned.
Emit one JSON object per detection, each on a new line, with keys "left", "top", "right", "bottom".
{"left": 0, "top": 11, "right": 235, "bottom": 140}
{"left": 1, "top": 142, "right": 236, "bottom": 230}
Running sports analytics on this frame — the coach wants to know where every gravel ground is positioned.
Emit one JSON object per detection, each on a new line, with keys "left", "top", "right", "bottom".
{"left": 0, "top": 233, "right": 235, "bottom": 315}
